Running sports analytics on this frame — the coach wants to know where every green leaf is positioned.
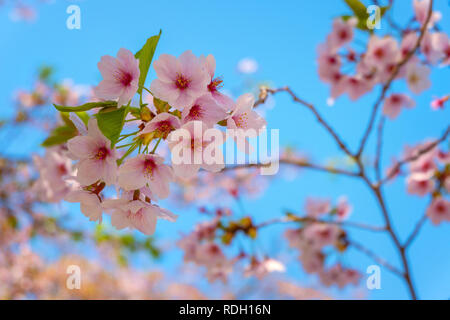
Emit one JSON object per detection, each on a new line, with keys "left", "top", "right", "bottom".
{"left": 53, "top": 100, "right": 117, "bottom": 113}
{"left": 344, "top": 0, "right": 367, "bottom": 19}
{"left": 135, "top": 30, "right": 162, "bottom": 95}
{"left": 41, "top": 125, "right": 77, "bottom": 147}
{"left": 94, "top": 106, "right": 128, "bottom": 146}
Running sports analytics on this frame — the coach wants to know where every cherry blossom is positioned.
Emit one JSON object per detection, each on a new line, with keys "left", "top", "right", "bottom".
{"left": 93, "top": 48, "right": 140, "bottom": 107}
{"left": 202, "top": 54, "right": 234, "bottom": 109}
{"left": 168, "top": 121, "right": 225, "bottom": 179}
{"left": 426, "top": 197, "right": 450, "bottom": 225}
{"left": 150, "top": 50, "right": 209, "bottom": 110}
{"left": 181, "top": 94, "right": 227, "bottom": 127}
{"left": 413, "top": 0, "right": 441, "bottom": 29}
{"left": 406, "top": 63, "right": 431, "bottom": 94}
{"left": 65, "top": 189, "right": 103, "bottom": 222}
{"left": 67, "top": 118, "right": 117, "bottom": 186}
{"left": 118, "top": 154, "right": 174, "bottom": 199}
{"left": 382, "top": 93, "right": 416, "bottom": 119}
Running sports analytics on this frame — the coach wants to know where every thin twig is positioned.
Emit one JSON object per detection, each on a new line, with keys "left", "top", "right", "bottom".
{"left": 350, "top": 239, "right": 404, "bottom": 277}
{"left": 255, "top": 86, "right": 354, "bottom": 157}
{"left": 375, "top": 116, "right": 386, "bottom": 182}
{"left": 404, "top": 213, "right": 428, "bottom": 249}
{"left": 256, "top": 215, "right": 386, "bottom": 233}
{"left": 222, "top": 157, "right": 360, "bottom": 178}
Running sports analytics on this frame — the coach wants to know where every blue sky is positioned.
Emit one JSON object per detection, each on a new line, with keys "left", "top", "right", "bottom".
{"left": 1, "top": 0, "right": 449, "bottom": 299}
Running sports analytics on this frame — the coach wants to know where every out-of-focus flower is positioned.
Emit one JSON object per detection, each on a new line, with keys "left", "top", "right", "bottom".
{"left": 382, "top": 93, "right": 415, "bottom": 119}
{"left": 426, "top": 197, "right": 450, "bottom": 225}
{"left": 237, "top": 58, "right": 258, "bottom": 74}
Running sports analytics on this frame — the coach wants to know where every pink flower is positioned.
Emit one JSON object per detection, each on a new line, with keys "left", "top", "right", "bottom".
{"left": 299, "top": 249, "right": 324, "bottom": 274}
{"left": 426, "top": 197, "right": 450, "bottom": 226}
{"left": 431, "top": 95, "right": 449, "bottom": 110}
{"left": 67, "top": 118, "right": 117, "bottom": 186}
{"left": 382, "top": 93, "right": 415, "bottom": 119}
{"left": 65, "top": 189, "right": 102, "bottom": 222}
{"left": 305, "top": 197, "right": 331, "bottom": 218}
{"left": 140, "top": 112, "right": 181, "bottom": 139}
{"left": 93, "top": 48, "right": 140, "bottom": 107}
{"left": 421, "top": 32, "right": 446, "bottom": 65}
{"left": 413, "top": 0, "right": 441, "bottom": 29}
{"left": 317, "top": 44, "right": 342, "bottom": 83}
{"left": 118, "top": 154, "right": 173, "bottom": 199}
{"left": 319, "top": 264, "right": 360, "bottom": 288}
{"left": 336, "top": 196, "right": 352, "bottom": 220}
{"left": 365, "top": 36, "right": 399, "bottom": 68}
{"left": 406, "top": 63, "right": 431, "bottom": 94}
{"left": 168, "top": 121, "right": 225, "bottom": 179}
{"left": 302, "top": 223, "right": 340, "bottom": 249}
{"left": 407, "top": 176, "right": 435, "bottom": 196}
{"left": 343, "top": 75, "right": 372, "bottom": 101}
{"left": 202, "top": 54, "right": 234, "bottom": 109}
{"left": 103, "top": 194, "right": 177, "bottom": 235}
{"left": 150, "top": 50, "right": 209, "bottom": 110}
{"left": 326, "top": 17, "right": 357, "bottom": 51}
{"left": 182, "top": 94, "right": 227, "bottom": 127}
{"left": 32, "top": 147, "right": 74, "bottom": 202}
{"left": 400, "top": 32, "right": 419, "bottom": 59}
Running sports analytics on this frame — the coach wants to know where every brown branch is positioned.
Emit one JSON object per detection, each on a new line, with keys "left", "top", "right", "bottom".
{"left": 255, "top": 86, "right": 354, "bottom": 157}
{"left": 356, "top": 0, "right": 434, "bottom": 158}
{"left": 256, "top": 215, "right": 386, "bottom": 233}
{"left": 374, "top": 116, "right": 386, "bottom": 182}
{"left": 404, "top": 213, "right": 428, "bottom": 249}
{"left": 350, "top": 239, "right": 403, "bottom": 277}
{"left": 222, "top": 157, "right": 360, "bottom": 178}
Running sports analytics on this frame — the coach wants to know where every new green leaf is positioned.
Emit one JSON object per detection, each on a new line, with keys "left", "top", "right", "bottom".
{"left": 94, "top": 106, "right": 128, "bottom": 146}
{"left": 135, "top": 30, "right": 162, "bottom": 95}
{"left": 53, "top": 101, "right": 117, "bottom": 113}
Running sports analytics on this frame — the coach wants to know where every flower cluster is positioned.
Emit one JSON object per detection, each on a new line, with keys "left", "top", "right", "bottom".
{"left": 400, "top": 142, "right": 450, "bottom": 225}
{"left": 33, "top": 35, "right": 267, "bottom": 236}
{"left": 285, "top": 197, "right": 360, "bottom": 288}
{"left": 318, "top": 0, "right": 448, "bottom": 117}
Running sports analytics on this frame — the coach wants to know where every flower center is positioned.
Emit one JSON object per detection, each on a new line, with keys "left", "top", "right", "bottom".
{"left": 187, "top": 105, "right": 203, "bottom": 120}
{"left": 208, "top": 77, "right": 223, "bottom": 92}
{"left": 374, "top": 47, "right": 385, "bottom": 59}
{"left": 157, "top": 120, "right": 174, "bottom": 135}
{"left": 234, "top": 112, "right": 249, "bottom": 129}
{"left": 116, "top": 70, "right": 133, "bottom": 87}
{"left": 175, "top": 74, "right": 190, "bottom": 90}
{"left": 143, "top": 158, "right": 156, "bottom": 178}
{"left": 95, "top": 147, "right": 109, "bottom": 160}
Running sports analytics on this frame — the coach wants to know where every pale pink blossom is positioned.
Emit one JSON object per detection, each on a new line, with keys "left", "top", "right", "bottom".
{"left": 150, "top": 50, "right": 209, "bottom": 110}
{"left": 407, "top": 177, "right": 435, "bottom": 196}
{"left": 382, "top": 93, "right": 416, "bottom": 119}
{"left": 343, "top": 75, "right": 372, "bottom": 101}
{"left": 32, "top": 148, "right": 74, "bottom": 202}
{"left": 202, "top": 54, "right": 234, "bottom": 109}
{"left": 304, "top": 197, "right": 331, "bottom": 218}
{"left": 181, "top": 94, "right": 227, "bottom": 127}
{"left": 67, "top": 118, "right": 117, "bottom": 186}
{"left": 326, "top": 17, "right": 356, "bottom": 51}
{"left": 426, "top": 197, "right": 450, "bottom": 225}
{"left": 118, "top": 154, "right": 173, "bottom": 199}
{"left": 103, "top": 194, "right": 177, "bottom": 235}
{"left": 65, "top": 189, "right": 102, "bottom": 222}
{"left": 413, "top": 0, "right": 441, "bottom": 29}
{"left": 319, "top": 264, "right": 360, "bottom": 288}
{"left": 302, "top": 223, "right": 340, "bottom": 249}
{"left": 299, "top": 249, "right": 324, "bottom": 274}
{"left": 168, "top": 121, "right": 225, "bottom": 179}
{"left": 93, "top": 48, "right": 140, "bottom": 107}
{"left": 406, "top": 63, "right": 431, "bottom": 94}
{"left": 227, "top": 93, "right": 266, "bottom": 131}
{"left": 336, "top": 196, "right": 352, "bottom": 220}
{"left": 400, "top": 32, "right": 419, "bottom": 59}
{"left": 317, "top": 45, "right": 342, "bottom": 83}
{"left": 421, "top": 32, "right": 446, "bottom": 65}
{"left": 365, "top": 36, "right": 399, "bottom": 68}
{"left": 140, "top": 112, "right": 181, "bottom": 139}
